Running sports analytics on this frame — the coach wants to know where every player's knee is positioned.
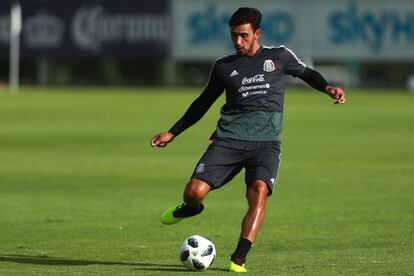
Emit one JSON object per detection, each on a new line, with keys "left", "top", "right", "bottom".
{"left": 185, "top": 182, "right": 209, "bottom": 202}
{"left": 185, "top": 188, "right": 203, "bottom": 201}
{"left": 248, "top": 180, "right": 268, "bottom": 199}
{"left": 185, "top": 187, "right": 204, "bottom": 202}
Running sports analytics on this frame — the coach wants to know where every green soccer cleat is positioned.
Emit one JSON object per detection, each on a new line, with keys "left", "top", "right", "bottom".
{"left": 229, "top": 261, "right": 247, "bottom": 272}
{"left": 160, "top": 203, "right": 204, "bottom": 225}
{"left": 160, "top": 205, "right": 184, "bottom": 225}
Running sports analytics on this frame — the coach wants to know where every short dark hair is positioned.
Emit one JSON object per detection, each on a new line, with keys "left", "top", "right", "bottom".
{"left": 228, "top": 7, "right": 262, "bottom": 31}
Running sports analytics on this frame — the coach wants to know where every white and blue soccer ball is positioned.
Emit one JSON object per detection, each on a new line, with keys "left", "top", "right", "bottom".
{"left": 179, "top": 235, "right": 216, "bottom": 271}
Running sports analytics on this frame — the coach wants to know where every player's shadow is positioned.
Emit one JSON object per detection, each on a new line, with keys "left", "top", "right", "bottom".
{"left": 0, "top": 254, "right": 181, "bottom": 269}
{"left": 0, "top": 254, "right": 228, "bottom": 272}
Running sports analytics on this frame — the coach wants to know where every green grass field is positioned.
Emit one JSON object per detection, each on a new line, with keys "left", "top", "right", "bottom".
{"left": 0, "top": 87, "right": 413, "bottom": 275}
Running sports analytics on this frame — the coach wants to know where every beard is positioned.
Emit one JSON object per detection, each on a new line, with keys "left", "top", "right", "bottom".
{"left": 234, "top": 43, "right": 253, "bottom": 56}
{"left": 235, "top": 47, "right": 246, "bottom": 55}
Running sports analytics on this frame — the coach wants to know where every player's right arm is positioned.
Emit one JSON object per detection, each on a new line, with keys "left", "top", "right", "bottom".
{"left": 150, "top": 62, "right": 225, "bottom": 148}
{"left": 150, "top": 131, "right": 175, "bottom": 148}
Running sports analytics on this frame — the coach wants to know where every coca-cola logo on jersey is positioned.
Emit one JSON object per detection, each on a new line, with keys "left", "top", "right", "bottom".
{"left": 242, "top": 74, "right": 265, "bottom": 85}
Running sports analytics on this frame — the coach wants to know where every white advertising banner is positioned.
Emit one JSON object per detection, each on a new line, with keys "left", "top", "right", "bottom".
{"left": 173, "top": 0, "right": 414, "bottom": 61}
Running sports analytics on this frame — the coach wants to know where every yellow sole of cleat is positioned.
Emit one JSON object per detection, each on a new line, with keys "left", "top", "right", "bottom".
{"left": 229, "top": 261, "right": 247, "bottom": 272}
{"left": 160, "top": 205, "right": 183, "bottom": 225}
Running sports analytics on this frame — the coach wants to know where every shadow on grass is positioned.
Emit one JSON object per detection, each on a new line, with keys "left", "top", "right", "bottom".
{"left": 0, "top": 254, "right": 228, "bottom": 272}
{"left": 134, "top": 267, "right": 229, "bottom": 273}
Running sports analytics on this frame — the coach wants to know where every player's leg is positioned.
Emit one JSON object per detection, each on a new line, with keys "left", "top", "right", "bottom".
{"left": 161, "top": 138, "right": 245, "bottom": 225}
{"left": 229, "top": 140, "right": 281, "bottom": 272}
{"left": 183, "top": 178, "right": 211, "bottom": 206}
{"left": 174, "top": 178, "right": 211, "bottom": 218}
{"left": 229, "top": 180, "right": 268, "bottom": 272}
{"left": 160, "top": 178, "right": 210, "bottom": 225}
{"left": 240, "top": 180, "right": 268, "bottom": 242}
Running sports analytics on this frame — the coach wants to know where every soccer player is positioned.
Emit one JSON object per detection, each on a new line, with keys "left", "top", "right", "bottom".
{"left": 150, "top": 7, "right": 345, "bottom": 272}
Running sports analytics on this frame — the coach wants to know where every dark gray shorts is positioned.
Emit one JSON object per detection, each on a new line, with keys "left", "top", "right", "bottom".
{"left": 191, "top": 138, "right": 281, "bottom": 196}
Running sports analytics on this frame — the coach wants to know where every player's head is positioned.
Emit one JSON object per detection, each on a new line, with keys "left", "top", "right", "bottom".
{"left": 228, "top": 7, "right": 262, "bottom": 56}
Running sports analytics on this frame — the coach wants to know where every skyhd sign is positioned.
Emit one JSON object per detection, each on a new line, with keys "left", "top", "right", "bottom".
{"left": 184, "top": 5, "right": 294, "bottom": 50}
{"left": 173, "top": 0, "right": 414, "bottom": 61}
{"left": 329, "top": 3, "right": 414, "bottom": 51}
{"left": 172, "top": 0, "right": 307, "bottom": 60}
{"left": 316, "top": 0, "right": 414, "bottom": 60}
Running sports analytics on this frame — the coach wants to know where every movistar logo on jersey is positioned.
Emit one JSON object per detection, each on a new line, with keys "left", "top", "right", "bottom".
{"left": 242, "top": 74, "right": 265, "bottom": 85}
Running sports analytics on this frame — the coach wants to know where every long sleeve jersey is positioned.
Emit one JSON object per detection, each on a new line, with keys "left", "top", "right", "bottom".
{"left": 170, "top": 45, "right": 328, "bottom": 141}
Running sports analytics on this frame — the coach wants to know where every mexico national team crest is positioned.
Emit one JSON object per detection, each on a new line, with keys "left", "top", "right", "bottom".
{"left": 263, "top": 59, "right": 276, "bottom": 72}
{"left": 196, "top": 163, "right": 205, "bottom": 173}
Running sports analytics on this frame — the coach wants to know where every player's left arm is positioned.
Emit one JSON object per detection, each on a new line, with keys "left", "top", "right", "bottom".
{"left": 325, "top": 85, "right": 345, "bottom": 105}
{"left": 281, "top": 47, "right": 345, "bottom": 104}
{"left": 299, "top": 68, "right": 346, "bottom": 104}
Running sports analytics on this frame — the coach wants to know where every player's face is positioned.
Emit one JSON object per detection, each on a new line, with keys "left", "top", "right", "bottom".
{"left": 230, "top": 23, "right": 261, "bottom": 56}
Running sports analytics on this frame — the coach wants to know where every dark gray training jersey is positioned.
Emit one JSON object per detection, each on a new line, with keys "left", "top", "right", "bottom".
{"left": 208, "top": 45, "right": 306, "bottom": 141}
{"left": 170, "top": 45, "right": 327, "bottom": 141}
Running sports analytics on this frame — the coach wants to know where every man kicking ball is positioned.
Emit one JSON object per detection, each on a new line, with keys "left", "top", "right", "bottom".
{"left": 151, "top": 7, "right": 345, "bottom": 272}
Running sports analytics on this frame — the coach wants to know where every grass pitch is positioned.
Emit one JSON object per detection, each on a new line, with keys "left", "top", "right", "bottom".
{"left": 0, "top": 87, "right": 413, "bottom": 275}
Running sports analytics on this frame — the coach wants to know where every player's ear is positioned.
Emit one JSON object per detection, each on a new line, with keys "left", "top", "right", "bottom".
{"left": 254, "top": 28, "right": 261, "bottom": 39}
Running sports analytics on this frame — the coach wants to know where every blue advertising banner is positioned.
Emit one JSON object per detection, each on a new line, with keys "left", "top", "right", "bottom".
{"left": 172, "top": 0, "right": 414, "bottom": 61}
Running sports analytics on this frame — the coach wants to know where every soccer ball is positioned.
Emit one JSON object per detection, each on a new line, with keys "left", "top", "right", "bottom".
{"left": 179, "top": 235, "right": 216, "bottom": 271}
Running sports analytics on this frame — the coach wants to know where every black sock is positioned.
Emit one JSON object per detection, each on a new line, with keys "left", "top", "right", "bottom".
{"left": 173, "top": 203, "right": 204, "bottom": 218}
{"left": 231, "top": 238, "right": 252, "bottom": 265}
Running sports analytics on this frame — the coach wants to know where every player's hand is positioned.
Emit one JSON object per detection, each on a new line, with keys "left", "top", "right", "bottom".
{"left": 150, "top": 131, "right": 175, "bottom": 148}
{"left": 325, "top": 86, "right": 346, "bottom": 104}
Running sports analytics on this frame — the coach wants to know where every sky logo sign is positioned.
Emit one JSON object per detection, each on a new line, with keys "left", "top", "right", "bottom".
{"left": 329, "top": 2, "right": 414, "bottom": 51}
{"left": 187, "top": 4, "right": 294, "bottom": 48}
